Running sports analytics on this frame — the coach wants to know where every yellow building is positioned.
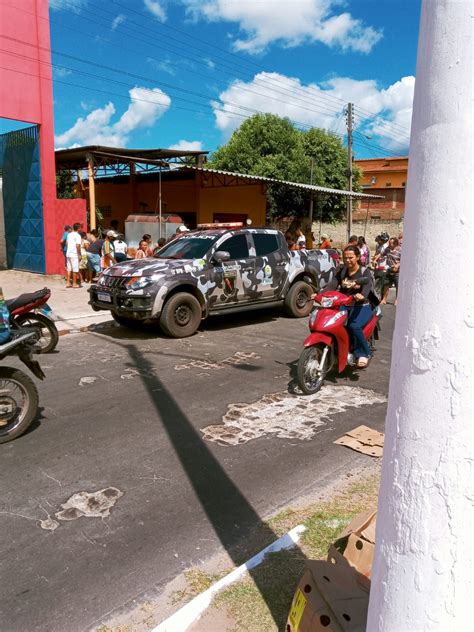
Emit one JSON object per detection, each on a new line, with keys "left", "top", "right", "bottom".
{"left": 354, "top": 156, "right": 408, "bottom": 220}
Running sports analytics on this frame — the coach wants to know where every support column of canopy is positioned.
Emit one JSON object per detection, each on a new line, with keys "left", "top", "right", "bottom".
{"left": 86, "top": 153, "right": 96, "bottom": 230}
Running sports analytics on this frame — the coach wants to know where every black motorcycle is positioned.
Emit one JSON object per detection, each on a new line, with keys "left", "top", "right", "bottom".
{"left": 0, "top": 329, "right": 45, "bottom": 444}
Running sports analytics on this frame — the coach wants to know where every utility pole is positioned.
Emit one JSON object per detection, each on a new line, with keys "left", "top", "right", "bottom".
{"left": 345, "top": 103, "right": 354, "bottom": 242}
{"left": 367, "top": 1, "right": 473, "bottom": 629}
{"left": 308, "top": 157, "right": 314, "bottom": 236}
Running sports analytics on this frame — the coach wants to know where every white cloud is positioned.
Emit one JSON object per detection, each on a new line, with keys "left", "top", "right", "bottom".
{"left": 53, "top": 67, "right": 72, "bottom": 79}
{"left": 169, "top": 140, "right": 203, "bottom": 151}
{"left": 144, "top": 0, "right": 166, "bottom": 22}
{"left": 112, "top": 14, "right": 126, "bottom": 30}
{"left": 212, "top": 72, "right": 414, "bottom": 151}
{"left": 55, "top": 87, "right": 171, "bottom": 148}
{"left": 147, "top": 57, "right": 176, "bottom": 76}
{"left": 50, "top": 0, "right": 87, "bottom": 12}
{"left": 183, "top": 0, "right": 382, "bottom": 54}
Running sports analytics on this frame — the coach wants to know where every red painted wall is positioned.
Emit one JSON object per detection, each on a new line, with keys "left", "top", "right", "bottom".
{"left": 0, "top": 0, "right": 85, "bottom": 275}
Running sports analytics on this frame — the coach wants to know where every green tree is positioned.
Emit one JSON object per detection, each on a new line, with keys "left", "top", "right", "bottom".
{"left": 209, "top": 114, "right": 360, "bottom": 222}
{"left": 56, "top": 170, "right": 76, "bottom": 199}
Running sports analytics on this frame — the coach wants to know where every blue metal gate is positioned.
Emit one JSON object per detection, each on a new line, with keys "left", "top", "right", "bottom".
{"left": 0, "top": 125, "right": 45, "bottom": 273}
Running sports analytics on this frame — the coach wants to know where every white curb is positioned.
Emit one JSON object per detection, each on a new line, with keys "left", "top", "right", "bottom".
{"left": 152, "top": 524, "right": 306, "bottom": 632}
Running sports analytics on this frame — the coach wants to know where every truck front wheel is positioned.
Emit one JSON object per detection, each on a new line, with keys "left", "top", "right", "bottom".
{"left": 284, "top": 280, "right": 314, "bottom": 317}
{"left": 160, "top": 293, "right": 202, "bottom": 338}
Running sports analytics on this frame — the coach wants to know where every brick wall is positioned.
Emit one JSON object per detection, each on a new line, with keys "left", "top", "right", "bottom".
{"left": 313, "top": 218, "right": 404, "bottom": 249}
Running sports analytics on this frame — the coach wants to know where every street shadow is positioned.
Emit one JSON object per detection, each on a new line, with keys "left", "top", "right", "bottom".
{"left": 203, "top": 308, "right": 280, "bottom": 332}
{"left": 284, "top": 355, "right": 362, "bottom": 394}
{"left": 20, "top": 405, "right": 46, "bottom": 439}
{"left": 116, "top": 340, "right": 306, "bottom": 628}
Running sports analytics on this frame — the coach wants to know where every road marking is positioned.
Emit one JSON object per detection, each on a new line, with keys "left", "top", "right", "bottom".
{"left": 152, "top": 525, "right": 306, "bottom": 632}
{"left": 201, "top": 385, "right": 387, "bottom": 445}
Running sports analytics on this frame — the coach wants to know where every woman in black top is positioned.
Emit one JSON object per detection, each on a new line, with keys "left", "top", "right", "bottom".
{"left": 325, "top": 245, "right": 374, "bottom": 367}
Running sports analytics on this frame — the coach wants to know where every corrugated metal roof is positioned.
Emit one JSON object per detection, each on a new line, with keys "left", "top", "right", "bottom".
{"left": 183, "top": 167, "right": 384, "bottom": 199}
{"left": 55, "top": 145, "right": 208, "bottom": 169}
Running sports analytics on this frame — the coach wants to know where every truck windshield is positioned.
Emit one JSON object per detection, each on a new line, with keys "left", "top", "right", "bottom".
{"left": 154, "top": 235, "right": 218, "bottom": 260}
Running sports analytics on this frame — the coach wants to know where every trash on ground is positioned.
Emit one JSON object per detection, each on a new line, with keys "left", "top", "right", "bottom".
{"left": 286, "top": 510, "right": 377, "bottom": 631}
{"left": 334, "top": 425, "right": 384, "bottom": 457}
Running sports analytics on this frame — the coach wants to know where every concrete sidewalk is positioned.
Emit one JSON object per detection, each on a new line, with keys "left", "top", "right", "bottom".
{"left": 0, "top": 270, "right": 112, "bottom": 334}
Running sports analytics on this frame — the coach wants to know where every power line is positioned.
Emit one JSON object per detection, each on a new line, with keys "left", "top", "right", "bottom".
{"left": 4, "top": 0, "right": 412, "bottom": 143}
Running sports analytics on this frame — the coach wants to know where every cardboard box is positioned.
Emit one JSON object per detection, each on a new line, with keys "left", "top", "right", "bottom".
{"left": 286, "top": 560, "right": 369, "bottom": 632}
{"left": 331, "top": 511, "right": 377, "bottom": 581}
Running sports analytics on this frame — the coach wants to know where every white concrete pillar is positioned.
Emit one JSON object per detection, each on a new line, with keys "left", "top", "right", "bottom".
{"left": 367, "top": 1, "right": 473, "bottom": 630}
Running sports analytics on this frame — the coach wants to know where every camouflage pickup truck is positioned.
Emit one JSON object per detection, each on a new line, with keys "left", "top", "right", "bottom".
{"left": 89, "top": 226, "right": 339, "bottom": 338}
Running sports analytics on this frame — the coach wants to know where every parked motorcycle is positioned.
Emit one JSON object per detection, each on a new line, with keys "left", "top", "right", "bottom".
{"left": 7, "top": 288, "right": 59, "bottom": 353}
{"left": 297, "top": 283, "right": 381, "bottom": 395}
{"left": 0, "top": 329, "right": 45, "bottom": 444}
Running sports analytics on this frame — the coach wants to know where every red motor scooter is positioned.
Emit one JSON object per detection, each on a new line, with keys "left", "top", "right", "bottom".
{"left": 7, "top": 288, "right": 59, "bottom": 354}
{"left": 296, "top": 282, "right": 381, "bottom": 395}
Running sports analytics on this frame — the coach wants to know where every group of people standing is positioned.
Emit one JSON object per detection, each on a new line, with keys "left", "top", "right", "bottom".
{"left": 60, "top": 222, "right": 167, "bottom": 288}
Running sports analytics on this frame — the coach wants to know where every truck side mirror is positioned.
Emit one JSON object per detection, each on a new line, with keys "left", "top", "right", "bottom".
{"left": 212, "top": 250, "right": 231, "bottom": 264}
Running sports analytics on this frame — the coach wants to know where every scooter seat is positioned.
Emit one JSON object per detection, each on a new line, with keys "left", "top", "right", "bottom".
{"left": 6, "top": 288, "right": 51, "bottom": 312}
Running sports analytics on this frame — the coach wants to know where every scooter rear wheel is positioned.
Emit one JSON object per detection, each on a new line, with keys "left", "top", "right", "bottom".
{"left": 297, "top": 343, "right": 331, "bottom": 395}
{"left": 0, "top": 367, "right": 39, "bottom": 444}
{"left": 14, "top": 313, "right": 59, "bottom": 354}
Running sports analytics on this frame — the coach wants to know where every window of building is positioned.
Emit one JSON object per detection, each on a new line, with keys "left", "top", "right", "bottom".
{"left": 386, "top": 182, "right": 392, "bottom": 187}
{"left": 253, "top": 233, "right": 279, "bottom": 256}
{"left": 402, "top": 182, "right": 406, "bottom": 187}
{"left": 220, "top": 234, "right": 249, "bottom": 259}
{"left": 371, "top": 176, "right": 377, "bottom": 184}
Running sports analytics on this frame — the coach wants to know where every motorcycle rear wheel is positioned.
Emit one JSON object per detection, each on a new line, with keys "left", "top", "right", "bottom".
{"left": 297, "top": 343, "right": 331, "bottom": 395}
{"left": 0, "top": 367, "right": 39, "bottom": 444}
{"left": 14, "top": 313, "right": 59, "bottom": 354}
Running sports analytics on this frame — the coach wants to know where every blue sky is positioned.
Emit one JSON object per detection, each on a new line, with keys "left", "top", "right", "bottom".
{"left": 5, "top": 0, "right": 421, "bottom": 158}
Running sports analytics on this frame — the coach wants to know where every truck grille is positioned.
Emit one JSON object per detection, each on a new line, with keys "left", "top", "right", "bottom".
{"left": 100, "top": 276, "right": 130, "bottom": 289}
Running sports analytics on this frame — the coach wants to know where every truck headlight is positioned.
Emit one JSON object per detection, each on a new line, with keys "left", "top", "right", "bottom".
{"left": 126, "top": 276, "right": 154, "bottom": 290}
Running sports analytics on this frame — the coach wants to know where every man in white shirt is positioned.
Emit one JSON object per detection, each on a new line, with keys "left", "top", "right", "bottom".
{"left": 66, "top": 223, "right": 82, "bottom": 288}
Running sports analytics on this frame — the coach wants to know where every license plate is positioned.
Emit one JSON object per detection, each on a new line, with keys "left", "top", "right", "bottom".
{"left": 97, "top": 292, "right": 112, "bottom": 303}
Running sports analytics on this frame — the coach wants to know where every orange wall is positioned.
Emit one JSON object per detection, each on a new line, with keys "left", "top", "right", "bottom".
{"left": 88, "top": 176, "right": 266, "bottom": 227}
{"left": 357, "top": 157, "right": 408, "bottom": 189}
{"left": 199, "top": 184, "right": 266, "bottom": 225}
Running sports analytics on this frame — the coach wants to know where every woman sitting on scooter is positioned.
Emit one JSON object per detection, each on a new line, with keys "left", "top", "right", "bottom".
{"left": 324, "top": 245, "right": 375, "bottom": 368}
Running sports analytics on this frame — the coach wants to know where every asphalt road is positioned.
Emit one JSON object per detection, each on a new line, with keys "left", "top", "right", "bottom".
{"left": 1, "top": 305, "right": 395, "bottom": 632}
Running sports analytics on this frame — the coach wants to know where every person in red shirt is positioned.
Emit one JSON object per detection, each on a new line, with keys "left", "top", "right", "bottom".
{"left": 319, "top": 233, "right": 332, "bottom": 249}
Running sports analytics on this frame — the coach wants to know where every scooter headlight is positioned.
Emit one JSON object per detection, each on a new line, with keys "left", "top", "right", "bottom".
{"left": 309, "top": 307, "right": 319, "bottom": 327}
{"left": 321, "top": 296, "right": 335, "bottom": 308}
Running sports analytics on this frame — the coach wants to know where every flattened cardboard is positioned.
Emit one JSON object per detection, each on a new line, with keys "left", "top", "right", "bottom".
{"left": 346, "top": 425, "right": 384, "bottom": 447}
{"left": 334, "top": 435, "right": 383, "bottom": 457}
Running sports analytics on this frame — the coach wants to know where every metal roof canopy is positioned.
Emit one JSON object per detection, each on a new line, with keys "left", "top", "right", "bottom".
{"left": 55, "top": 145, "right": 208, "bottom": 171}
{"left": 180, "top": 166, "right": 384, "bottom": 200}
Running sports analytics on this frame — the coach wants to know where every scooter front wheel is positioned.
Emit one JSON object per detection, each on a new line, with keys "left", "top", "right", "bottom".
{"left": 297, "top": 343, "right": 331, "bottom": 395}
